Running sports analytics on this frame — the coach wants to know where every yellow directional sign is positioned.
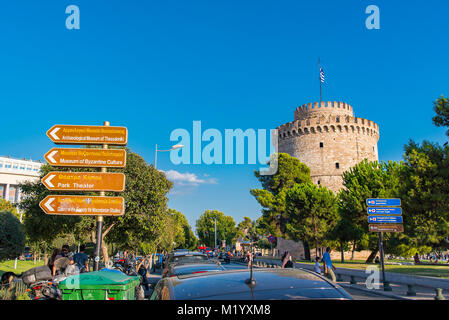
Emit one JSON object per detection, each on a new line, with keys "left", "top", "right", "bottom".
{"left": 41, "top": 172, "right": 125, "bottom": 192}
{"left": 44, "top": 148, "right": 126, "bottom": 168}
{"left": 46, "top": 125, "right": 128, "bottom": 145}
{"left": 39, "top": 195, "right": 125, "bottom": 216}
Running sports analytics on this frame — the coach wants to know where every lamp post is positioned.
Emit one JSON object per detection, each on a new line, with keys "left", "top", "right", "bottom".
{"left": 155, "top": 144, "right": 184, "bottom": 169}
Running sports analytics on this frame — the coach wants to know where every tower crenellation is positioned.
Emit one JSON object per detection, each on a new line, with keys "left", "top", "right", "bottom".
{"left": 277, "top": 101, "right": 380, "bottom": 192}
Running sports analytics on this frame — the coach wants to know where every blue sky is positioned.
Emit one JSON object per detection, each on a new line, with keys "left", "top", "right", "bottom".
{"left": 1, "top": 1, "right": 448, "bottom": 233}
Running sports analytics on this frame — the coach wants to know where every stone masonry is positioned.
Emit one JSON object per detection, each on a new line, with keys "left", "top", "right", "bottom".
{"left": 277, "top": 101, "right": 380, "bottom": 192}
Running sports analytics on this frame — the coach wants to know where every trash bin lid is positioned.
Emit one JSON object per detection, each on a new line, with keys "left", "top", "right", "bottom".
{"left": 59, "top": 270, "right": 139, "bottom": 290}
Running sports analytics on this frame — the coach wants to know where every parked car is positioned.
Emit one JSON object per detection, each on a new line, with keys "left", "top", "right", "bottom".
{"left": 164, "top": 263, "right": 225, "bottom": 278}
{"left": 162, "top": 252, "right": 211, "bottom": 277}
{"left": 150, "top": 268, "right": 353, "bottom": 300}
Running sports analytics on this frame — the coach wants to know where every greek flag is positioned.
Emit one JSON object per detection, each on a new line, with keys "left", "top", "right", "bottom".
{"left": 320, "top": 66, "right": 325, "bottom": 83}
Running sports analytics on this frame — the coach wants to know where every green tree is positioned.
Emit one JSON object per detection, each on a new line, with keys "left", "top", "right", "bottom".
{"left": 399, "top": 140, "right": 449, "bottom": 250}
{"left": 285, "top": 183, "right": 339, "bottom": 259}
{"left": 0, "top": 199, "right": 19, "bottom": 220}
{"left": 169, "top": 209, "right": 198, "bottom": 250}
{"left": 250, "top": 153, "right": 312, "bottom": 237}
{"left": 196, "top": 210, "right": 237, "bottom": 248}
{"left": 236, "top": 217, "right": 253, "bottom": 239}
{"left": 0, "top": 211, "right": 25, "bottom": 261}
{"left": 339, "top": 159, "right": 403, "bottom": 262}
{"left": 432, "top": 96, "right": 449, "bottom": 137}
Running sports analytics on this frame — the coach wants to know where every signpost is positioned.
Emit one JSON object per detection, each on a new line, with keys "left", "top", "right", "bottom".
{"left": 44, "top": 148, "right": 126, "bottom": 168}
{"left": 41, "top": 172, "right": 125, "bottom": 192}
{"left": 369, "top": 224, "right": 404, "bottom": 233}
{"left": 368, "top": 215, "right": 403, "bottom": 224}
{"left": 42, "top": 121, "right": 127, "bottom": 271}
{"left": 366, "top": 198, "right": 403, "bottom": 292}
{"left": 366, "top": 198, "right": 401, "bottom": 206}
{"left": 39, "top": 195, "right": 125, "bottom": 216}
{"left": 367, "top": 207, "right": 402, "bottom": 215}
{"left": 46, "top": 125, "right": 128, "bottom": 145}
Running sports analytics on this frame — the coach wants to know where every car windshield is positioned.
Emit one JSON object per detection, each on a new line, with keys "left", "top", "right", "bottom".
{"left": 173, "top": 255, "right": 209, "bottom": 264}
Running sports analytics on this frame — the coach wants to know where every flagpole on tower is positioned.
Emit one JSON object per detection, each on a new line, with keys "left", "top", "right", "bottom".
{"left": 319, "top": 58, "right": 322, "bottom": 105}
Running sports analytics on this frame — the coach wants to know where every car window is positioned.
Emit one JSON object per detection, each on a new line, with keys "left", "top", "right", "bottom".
{"left": 173, "top": 255, "right": 208, "bottom": 264}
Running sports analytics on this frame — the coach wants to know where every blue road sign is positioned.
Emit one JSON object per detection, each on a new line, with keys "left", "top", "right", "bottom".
{"left": 368, "top": 216, "right": 403, "bottom": 224}
{"left": 366, "top": 198, "right": 401, "bottom": 206}
{"left": 367, "top": 207, "right": 402, "bottom": 215}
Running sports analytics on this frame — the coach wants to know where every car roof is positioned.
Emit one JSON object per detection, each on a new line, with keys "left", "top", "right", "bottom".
{"left": 173, "top": 263, "right": 224, "bottom": 271}
{"left": 161, "top": 268, "right": 352, "bottom": 300}
{"left": 171, "top": 252, "right": 208, "bottom": 258}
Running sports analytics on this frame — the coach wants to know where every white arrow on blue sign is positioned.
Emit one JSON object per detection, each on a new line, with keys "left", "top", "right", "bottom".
{"left": 366, "top": 198, "right": 401, "bottom": 206}
{"left": 367, "top": 207, "right": 402, "bottom": 215}
{"left": 368, "top": 216, "right": 403, "bottom": 224}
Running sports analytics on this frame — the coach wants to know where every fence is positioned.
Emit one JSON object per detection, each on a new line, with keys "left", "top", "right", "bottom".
{"left": 0, "top": 280, "right": 29, "bottom": 300}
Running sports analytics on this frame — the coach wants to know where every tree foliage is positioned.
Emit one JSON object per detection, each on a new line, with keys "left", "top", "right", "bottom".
{"left": 285, "top": 183, "right": 339, "bottom": 256}
{"left": 432, "top": 95, "right": 449, "bottom": 137}
{"left": 195, "top": 210, "right": 237, "bottom": 248}
{"left": 250, "top": 153, "right": 312, "bottom": 237}
{"left": 0, "top": 211, "right": 25, "bottom": 261}
{"left": 399, "top": 140, "right": 449, "bottom": 249}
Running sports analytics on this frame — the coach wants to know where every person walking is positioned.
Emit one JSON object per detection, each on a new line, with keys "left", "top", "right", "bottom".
{"left": 322, "top": 247, "right": 336, "bottom": 282}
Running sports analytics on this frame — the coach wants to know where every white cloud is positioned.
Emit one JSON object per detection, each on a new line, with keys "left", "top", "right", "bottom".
{"left": 163, "top": 170, "right": 218, "bottom": 187}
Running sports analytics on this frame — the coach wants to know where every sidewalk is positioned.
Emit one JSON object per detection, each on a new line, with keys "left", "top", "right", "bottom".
{"left": 251, "top": 258, "right": 449, "bottom": 300}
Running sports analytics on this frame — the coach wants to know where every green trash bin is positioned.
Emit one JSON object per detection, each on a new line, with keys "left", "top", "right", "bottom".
{"left": 58, "top": 271, "right": 141, "bottom": 300}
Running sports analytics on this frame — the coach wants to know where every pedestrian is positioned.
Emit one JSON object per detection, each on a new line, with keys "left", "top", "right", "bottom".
{"left": 73, "top": 244, "right": 89, "bottom": 273}
{"left": 322, "top": 247, "right": 336, "bottom": 282}
{"left": 314, "top": 256, "right": 322, "bottom": 274}
{"left": 281, "top": 251, "right": 294, "bottom": 268}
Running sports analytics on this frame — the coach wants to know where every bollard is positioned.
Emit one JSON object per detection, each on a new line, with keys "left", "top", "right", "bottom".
{"left": 406, "top": 284, "right": 416, "bottom": 296}
{"left": 434, "top": 288, "right": 445, "bottom": 300}
{"left": 336, "top": 273, "right": 343, "bottom": 282}
{"left": 263, "top": 263, "right": 267, "bottom": 267}
{"left": 350, "top": 275, "right": 357, "bottom": 284}
{"left": 383, "top": 281, "right": 392, "bottom": 291}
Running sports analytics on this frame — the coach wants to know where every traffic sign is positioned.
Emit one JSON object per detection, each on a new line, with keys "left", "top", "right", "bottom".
{"left": 44, "top": 148, "right": 126, "bottom": 168}
{"left": 39, "top": 195, "right": 125, "bottom": 216}
{"left": 47, "top": 125, "right": 128, "bottom": 145}
{"left": 41, "top": 172, "right": 125, "bottom": 192}
{"left": 369, "top": 224, "right": 404, "bottom": 233}
{"left": 366, "top": 198, "right": 401, "bottom": 206}
{"left": 368, "top": 216, "right": 403, "bottom": 224}
{"left": 267, "top": 235, "right": 275, "bottom": 243}
{"left": 367, "top": 207, "right": 402, "bottom": 215}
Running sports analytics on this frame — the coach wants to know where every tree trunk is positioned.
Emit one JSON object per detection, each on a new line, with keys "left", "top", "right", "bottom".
{"left": 351, "top": 242, "right": 354, "bottom": 260}
{"left": 365, "top": 250, "right": 378, "bottom": 263}
{"left": 43, "top": 253, "right": 48, "bottom": 266}
{"left": 340, "top": 240, "right": 345, "bottom": 263}
{"left": 101, "top": 242, "right": 109, "bottom": 265}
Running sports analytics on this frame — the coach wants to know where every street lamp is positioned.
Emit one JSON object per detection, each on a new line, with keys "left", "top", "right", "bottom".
{"left": 155, "top": 144, "right": 184, "bottom": 169}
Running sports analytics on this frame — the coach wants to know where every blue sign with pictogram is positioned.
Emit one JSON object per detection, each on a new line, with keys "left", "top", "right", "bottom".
{"left": 368, "top": 216, "right": 403, "bottom": 224}
{"left": 367, "top": 207, "right": 402, "bottom": 215}
{"left": 267, "top": 235, "right": 275, "bottom": 243}
{"left": 366, "top": 198, "right": 401, "bottom": 206}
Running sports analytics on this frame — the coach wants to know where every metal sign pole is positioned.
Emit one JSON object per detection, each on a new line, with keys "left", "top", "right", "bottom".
{"left": 378, "top": 231, "right": 391, "bottom": 291}
{"left": 94, "top": 121, "right": 109, "bottom": 271}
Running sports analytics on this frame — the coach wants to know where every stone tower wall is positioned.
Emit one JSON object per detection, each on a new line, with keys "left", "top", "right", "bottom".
{"left": 277, "top": 101, "right": 379, "bottom": 192}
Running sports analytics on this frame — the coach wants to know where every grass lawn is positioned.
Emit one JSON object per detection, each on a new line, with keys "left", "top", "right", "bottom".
{"left": 0, "top": 260, "right": 45, "bottom": 277}
{"left": 296, "top": 260, "right": 449, "bottom": 279}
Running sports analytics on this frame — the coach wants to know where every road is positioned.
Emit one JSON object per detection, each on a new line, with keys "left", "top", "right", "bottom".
{"left": 220, "top": 261, "right": 397, "bottom": 300}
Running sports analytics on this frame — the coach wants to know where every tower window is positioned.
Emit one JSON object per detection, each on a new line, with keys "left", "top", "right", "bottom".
{"left": 335, "top": 163, "right": 340, "bottom": 169}
{"left": 320, "top": 142, "right": 324, "bottom": 148}
{"left": 317, "top": 180, "right": 320, "bottom": 185}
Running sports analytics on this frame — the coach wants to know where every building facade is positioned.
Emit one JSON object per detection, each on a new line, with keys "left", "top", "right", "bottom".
{"left": 277, "top": 101, "right": 380, "bottom": 192}
{"left": 0, "top": 156, "right": 43, "bottom": 204}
